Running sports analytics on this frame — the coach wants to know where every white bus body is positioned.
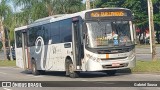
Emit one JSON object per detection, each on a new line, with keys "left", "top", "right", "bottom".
{"left": 15, "top": 8, "right": 136, "bottom": 78}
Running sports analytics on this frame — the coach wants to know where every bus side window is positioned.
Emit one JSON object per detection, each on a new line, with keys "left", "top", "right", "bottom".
{"left": 60, "top": 19, "right": 72, "bottom": 43}
{"left": 15, "top": 30, "right": 22, "bottom": 48}
{"left": 43, "top": 24, "right": 50, "bottom": 45}
{"left": 50, "top": 22, "right": 61, "bottom": 44}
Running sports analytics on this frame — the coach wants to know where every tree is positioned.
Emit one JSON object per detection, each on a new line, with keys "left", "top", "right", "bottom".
{"left": 12, "top": 0, "right": 83, "bottom": 25}
{"left": 0, "top": 0, "right": 12, "bottom": 60}
{"left": 94, "top": 0, "right": 125, "bottom": 8}
{"left": 58, "top": 0, "right": 83, "bottom": 14}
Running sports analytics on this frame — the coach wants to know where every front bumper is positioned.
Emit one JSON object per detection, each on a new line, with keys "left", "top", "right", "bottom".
{"left": 85, "top": 56, "right": 136, "bottom": 71}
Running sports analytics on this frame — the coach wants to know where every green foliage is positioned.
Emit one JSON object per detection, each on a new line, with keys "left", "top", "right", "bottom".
{"left": 0, "top": 0, "right": 15, "bottom": 45}
{"left": 0, "top": 0, "right": 12, "bottom": 19}
{"left": 12, "top": 0, "right": 83, "bottom": 25}
{"left": 94, "top": 0, "right": 160, "bottom": 31}
{"left": 94, "top": 0, "right": 125, "bottom": 8}
{"left": 55, "top": 0, "right": 83, "bottom": 14}
{"left": 0, "top": 60, "right": 16, "bottom": 67}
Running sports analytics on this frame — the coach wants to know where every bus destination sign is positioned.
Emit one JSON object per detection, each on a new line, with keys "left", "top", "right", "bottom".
{"left": 90, "top": 11, "right": 126, "bottom": 17}
{"left": 85, "top": 9, "right": 133, "bottom": 20}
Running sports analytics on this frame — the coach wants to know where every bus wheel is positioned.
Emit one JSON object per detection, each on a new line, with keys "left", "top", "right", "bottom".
{"left": 106, "top": 70, "right": 117, "bottom": 76}
{"left": 31, "top": 60, "right": 40, "bottom": 75}
{"left": 67, "top": 60, "right": 79, "bottom": 78}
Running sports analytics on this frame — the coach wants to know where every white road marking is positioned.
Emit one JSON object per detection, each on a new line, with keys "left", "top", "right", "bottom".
{"left": 0, "top": 67, "right": 14, "bottom": 68}
{"left": 26, "top": 75, "right": 33, "bottom": 76}
{"left": 11, "top": 67, "right": 21, "bottom": 69}
{"left": 0, "top": 67, "right": 8, "bottom": 68}
{"left": 0, "top": 67, "right": 21, "bottom": 70}
{"left": 0, "top": 72, "right": 7, "bottom": 74}
{"left": 26, "top": 75, "right": 43, "bottom": 78}
{"left": 93, "top": 81, "right": 114, "bottom": 85}
{"left": 33, "top": 76, "right": 43, "bottom": 78}
{"left": 3, "top": 88, "right": 12, "bottom": 90}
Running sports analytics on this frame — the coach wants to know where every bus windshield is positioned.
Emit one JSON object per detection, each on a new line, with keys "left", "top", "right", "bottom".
{"left": 86, "top": 21, "right": 133, "bottom": 48}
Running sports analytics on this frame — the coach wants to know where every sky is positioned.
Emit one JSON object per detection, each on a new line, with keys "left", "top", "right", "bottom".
{"left": 0, "top": 0, "right": 16, "bottom": 12}
{"left": 83, "top": 0, "right": 86, "bottom": 3}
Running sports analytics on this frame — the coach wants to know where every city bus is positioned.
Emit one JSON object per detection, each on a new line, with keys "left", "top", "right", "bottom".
{"left": 15, "top": 8, "right": 136, "bottom": 78}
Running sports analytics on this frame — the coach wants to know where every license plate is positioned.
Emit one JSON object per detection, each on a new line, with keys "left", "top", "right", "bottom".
{"left": 118, "top": 53, "right": 127, "bottom": 57}
{"left": 112, "top": 63, "right": 120, "bottom": 67}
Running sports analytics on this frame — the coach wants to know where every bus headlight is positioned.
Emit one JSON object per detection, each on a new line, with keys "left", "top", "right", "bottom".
{"left": 86, "top": 54, "right": 101, "bottom": 62}
{"left": 91, "top": 56, "right": 101, "bottom": 62}
{"left": 128, "top": 52, "right": 135, "bottom": 60}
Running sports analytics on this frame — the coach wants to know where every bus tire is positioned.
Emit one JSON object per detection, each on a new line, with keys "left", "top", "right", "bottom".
{"left": 106, "top": 70, "right": 117, "bottom": 76}
{"left": 66, "top": 59, "right": 79, "bottom": 78}
{"left": 31, "top": 60, "right": 40, "bottom": 75}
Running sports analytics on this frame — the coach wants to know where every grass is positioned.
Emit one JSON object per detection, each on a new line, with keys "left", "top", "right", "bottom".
{"left": 0, "top": 60, "right": 16, "bottom": 67}
{"left": 132, "top": 60, "right": 160, "bottom": 73}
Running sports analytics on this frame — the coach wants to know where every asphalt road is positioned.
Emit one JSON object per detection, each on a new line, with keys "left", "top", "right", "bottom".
{"left": 1, "top": 67, "right": 160, "bottom": 81}
{"left": 0, "top": 67, "right": 160, "bottom": 90}
{"left": 136, "top": 46, "right": 160, "bottom": 60}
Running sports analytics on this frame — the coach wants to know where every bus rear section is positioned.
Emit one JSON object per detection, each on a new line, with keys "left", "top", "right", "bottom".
{"left": 15, "top": 26, "right": 31, "bottom": 70}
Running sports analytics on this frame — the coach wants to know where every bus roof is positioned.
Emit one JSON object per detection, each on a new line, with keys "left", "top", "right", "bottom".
{"left": 34, "top": 14, "right": 69, "bottom": 23}
{"left": 15, "top": 8, "right": 131, "bottom": 30}
{"left": 28, "top": 14, "right": 70, "bottom": 27}
{"left": 50, "top": 8, "right": 131, "bottom": 22}
{"left": 14, "top": 25, "right": 28, "bottom": 31}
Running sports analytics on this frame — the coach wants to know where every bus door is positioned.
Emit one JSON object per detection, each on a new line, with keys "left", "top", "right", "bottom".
{"left": 22, "top": 31, "right": 31, "bottom": 70}
{"left": 72, "top": 17, "right": 82, "bottom": 70}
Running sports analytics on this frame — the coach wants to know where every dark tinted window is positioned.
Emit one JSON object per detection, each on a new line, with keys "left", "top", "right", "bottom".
{"left": 60, "top": 19, "right": 72, "bottom": 43}
{"left": 36, "top": 25, "right": 44, "bottom": 38}
{"left": 50, "top": 22, "right": 61, "bottom": 44}
{"left": 15, "top": 30, "right": 22, "bottom": 48}
{"left": 28, "top": 18, "right": 73, "bottom": 45}
{"left": 43, "top": 24, "right": 50, "bottom": 44}
{"left": 29, "top": 24, "right": 51, "bottom": 46}
{"left": 28, "top": 27, "right": 38, "bottom": 46}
